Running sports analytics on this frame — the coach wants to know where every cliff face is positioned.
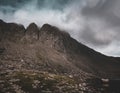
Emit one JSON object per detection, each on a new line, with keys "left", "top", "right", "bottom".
{"left": 0, "top": 19, "right": 120, "bottom": 79}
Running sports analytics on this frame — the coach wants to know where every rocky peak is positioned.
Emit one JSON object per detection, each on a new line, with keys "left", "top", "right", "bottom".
{"left": 25, "top": 23, "right": 39, "bottom": 40}
{"left": 40, "top": 24, "right": 70, "bottom": 37}
{"left": 40, "top": 24, "right": 52, "bottom": 31}
{"left": 26, "top": 23, "right": 39, "bottom": 33}
{"left": 0, "top": 19, "right": 25, "bottom": 32}
{"left": 0, "top": 19, "right": 25, "bottom": 42}
{"left": 39, "top": 23, "right": 70, "bottom": 44}
{"left": 39, "top": 24, "right": 71, "bottom": 52}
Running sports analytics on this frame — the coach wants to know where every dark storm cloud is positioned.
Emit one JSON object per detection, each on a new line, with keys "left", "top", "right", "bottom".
{"left": 82, "top": 0, "right": 120, "bottom": 26}
{"left": 79, "top": 0, "right": 120, "bottom": 56}
{"left": 80, "top": 26, "right": 112, "bottom": 46}
{"left": 0, "top": 0, "right": 29, "bottom": 9}
{"left": 0, "top": 0, "right": 74, "bottom": 11}
{"left": 0, "top": 0, "right": 120, "bottom": 56}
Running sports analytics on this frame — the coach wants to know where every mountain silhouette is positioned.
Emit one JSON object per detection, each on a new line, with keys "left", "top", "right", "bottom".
{"left": 0, "top": 19, "right": 120, "bottom": 78}
{"left": 0, "top": 19, "right": 120, "bottom": 93}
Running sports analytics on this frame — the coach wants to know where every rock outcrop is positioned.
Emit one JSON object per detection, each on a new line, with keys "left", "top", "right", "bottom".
{"left": 0, "top": 19, "right": 25, "bottom": 42}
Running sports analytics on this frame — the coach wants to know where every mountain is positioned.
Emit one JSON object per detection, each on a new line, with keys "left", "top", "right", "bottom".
{"left": 0, "top": 19, "right": 120, "bottom": 93}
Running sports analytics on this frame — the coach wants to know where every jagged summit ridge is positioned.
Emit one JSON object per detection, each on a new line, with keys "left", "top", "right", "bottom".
{"left": 0, "top": 19, "right": 70, "bottom": 42}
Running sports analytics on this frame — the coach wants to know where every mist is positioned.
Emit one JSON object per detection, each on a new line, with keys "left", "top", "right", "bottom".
{"left": 0, "top": 0, "right": 120, "bottom": 56}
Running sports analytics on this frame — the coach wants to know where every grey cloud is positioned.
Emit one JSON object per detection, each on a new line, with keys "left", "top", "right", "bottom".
{"left": 0, "top": 0, "right": 29, "bottom": 9}
{"left": 80, "top": 26, "right": 112, "bottom": 46}
{"left": 0, "top": 0, "right": 74, "bottom": 11}
{"left": 0, "top": 0, "right": 120, "bottom": 56}
{"left": 82, "top": 0, "right": 120, "bottom": 26}
{"left": 78, "top": 0, "right": 120, "bottom": 56}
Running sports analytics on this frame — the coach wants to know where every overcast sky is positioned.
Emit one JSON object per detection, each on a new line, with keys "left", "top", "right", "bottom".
{"left": 0, "top": 0, "right": 120, "bottom": 57}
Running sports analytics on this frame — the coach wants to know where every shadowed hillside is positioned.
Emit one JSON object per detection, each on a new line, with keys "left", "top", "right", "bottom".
{"left": 0, "top": 19, "right": 120, "bottom": 93}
